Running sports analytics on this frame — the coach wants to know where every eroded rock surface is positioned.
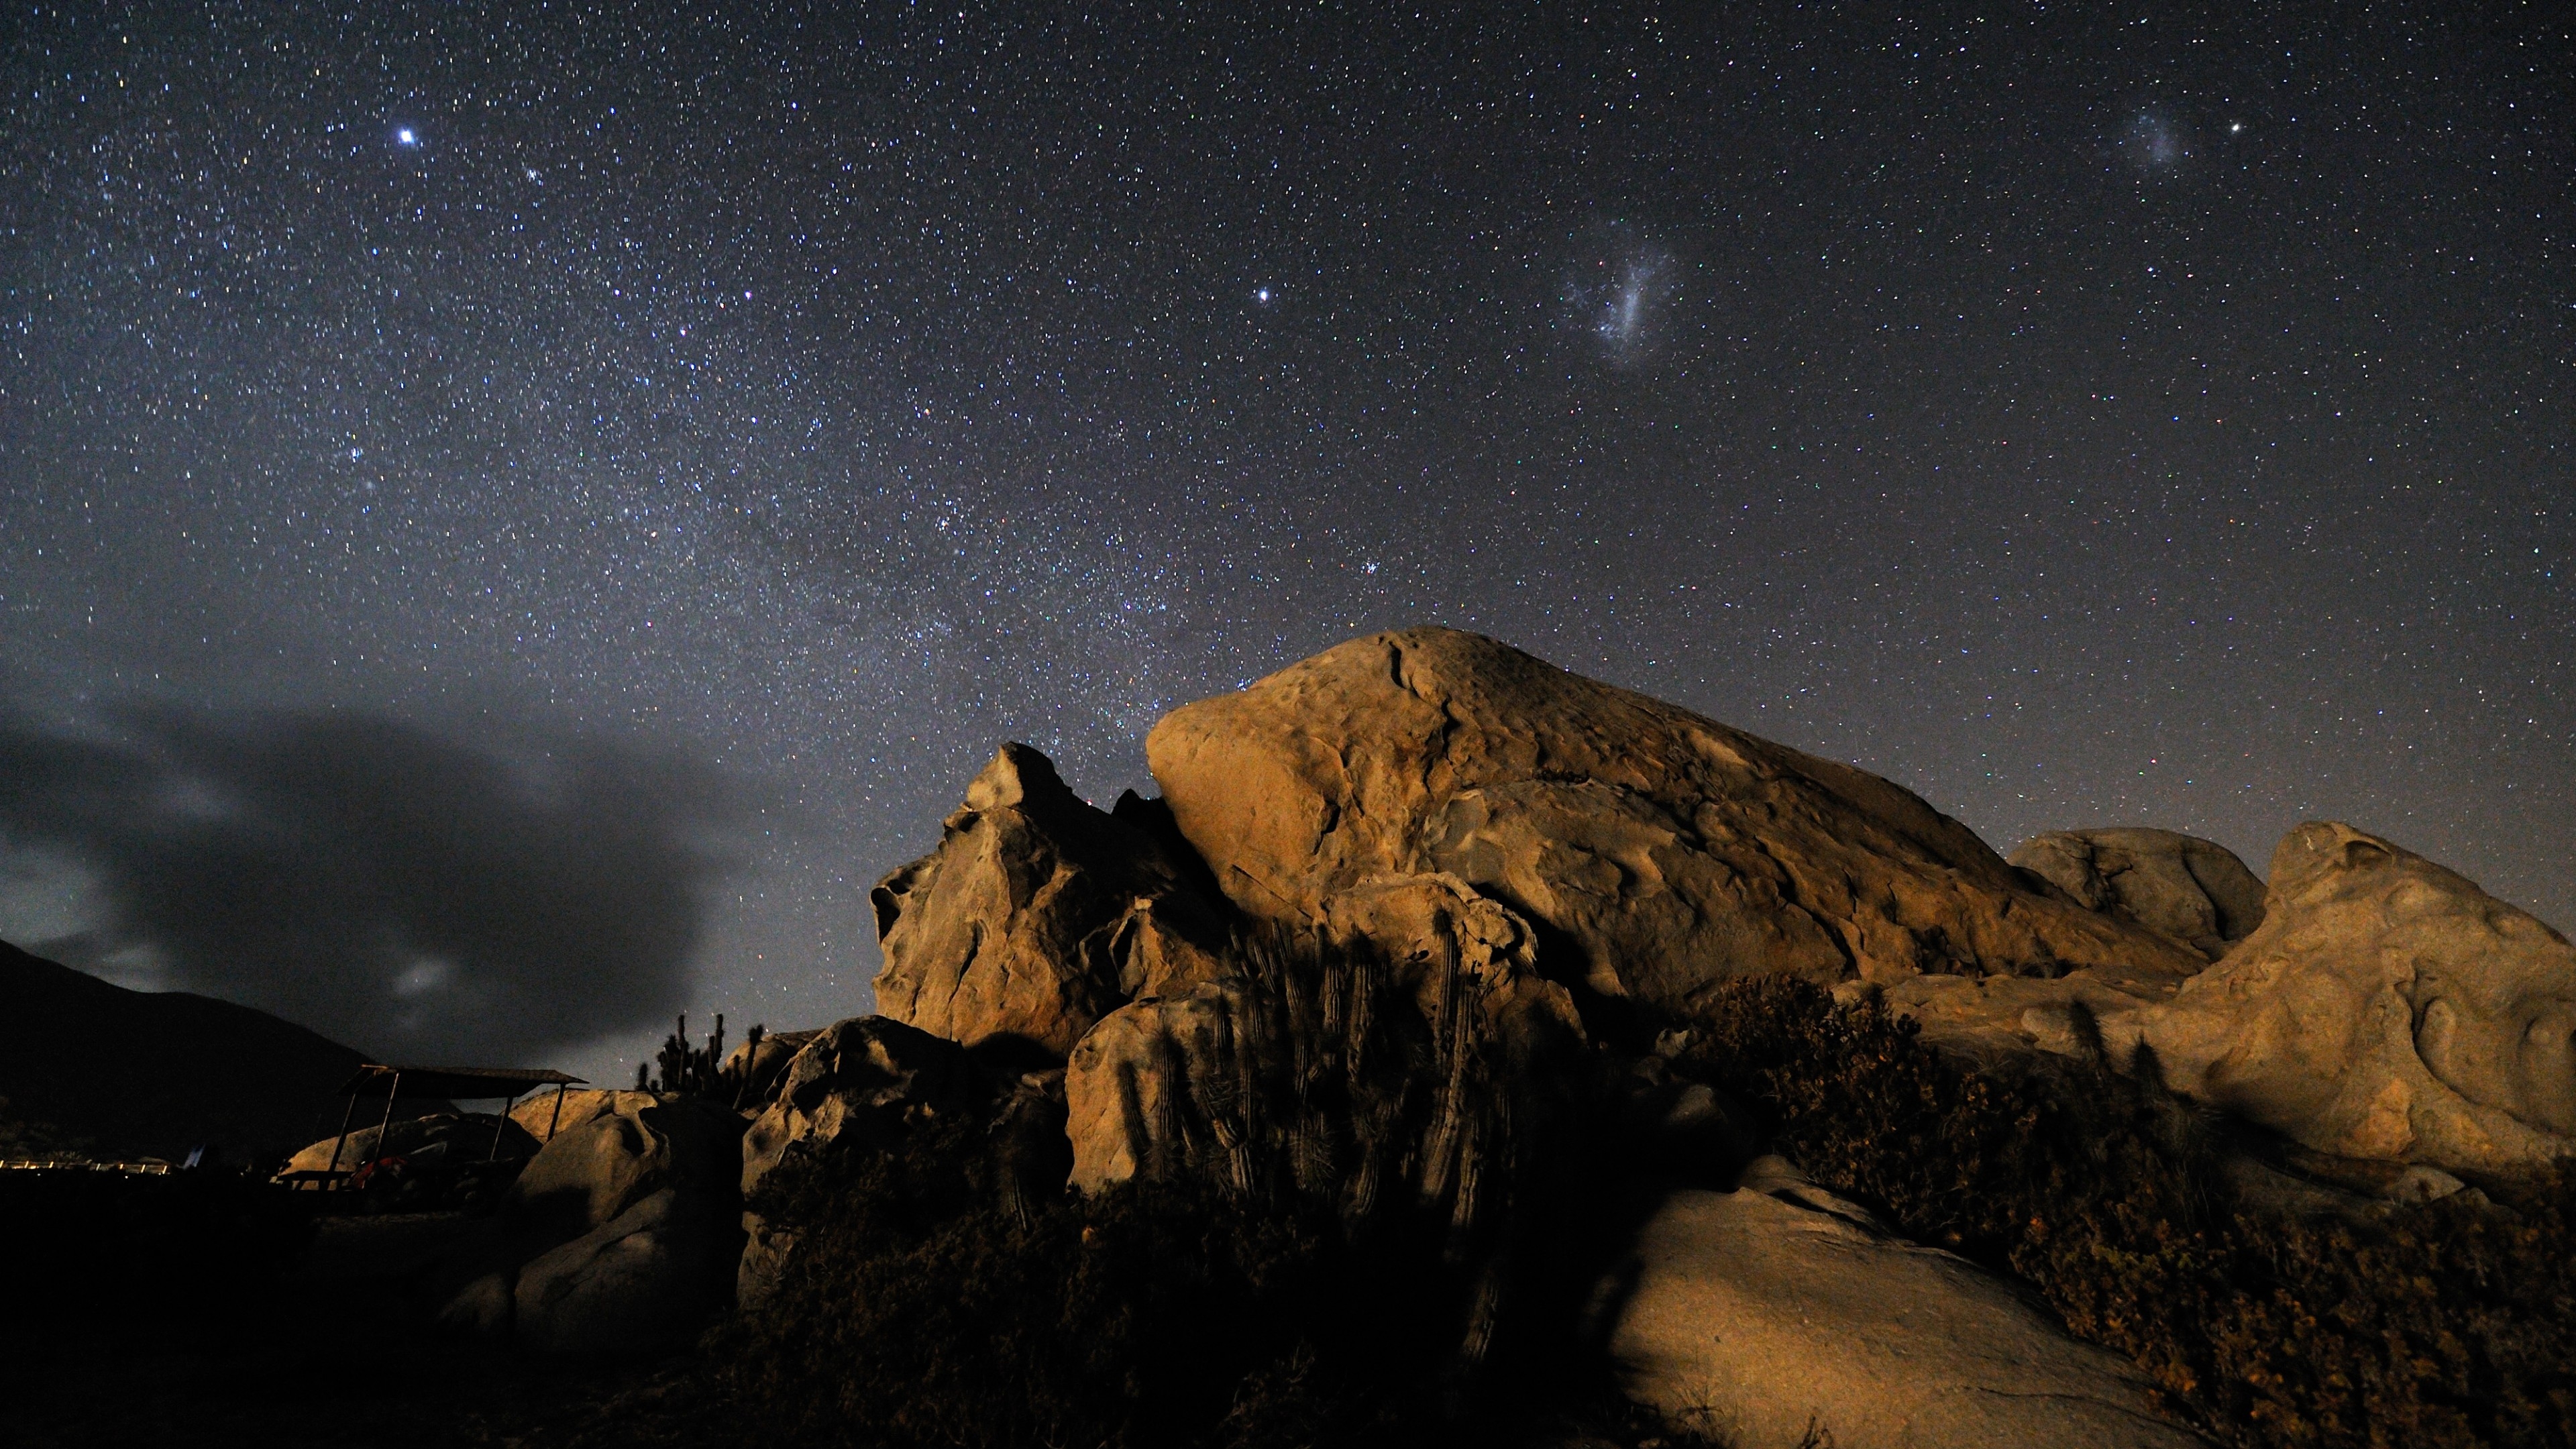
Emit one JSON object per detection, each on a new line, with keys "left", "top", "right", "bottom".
{"left": 1147, "top": 629, "right": 2201, "bottom": 1014}
{"left": 1603, "top": 1157, "right": 2208, "bottom": 1449}
{"left": 873, "top": 743, "right": 1226, "bottom": 1056}
{"left": 2011, "top": 828, "right": 2266, "bottom": 961}
{"left": 2127, "top": 821, "right": 2576, "bottom": 1175}
{"left": 740, "top": 1015, "right": 967, "bottom": 1193}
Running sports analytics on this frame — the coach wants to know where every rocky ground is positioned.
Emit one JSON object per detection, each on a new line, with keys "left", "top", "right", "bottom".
{"left": 7, "top": 627, "right": 2572, "bottom": 1449}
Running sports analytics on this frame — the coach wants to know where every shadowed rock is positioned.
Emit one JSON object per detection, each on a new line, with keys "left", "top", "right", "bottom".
{"left": 2011, "top": 827, "right": 2266, "bottom": 961}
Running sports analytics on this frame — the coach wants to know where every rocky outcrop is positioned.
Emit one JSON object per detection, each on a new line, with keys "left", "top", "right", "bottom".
{"left": 873, "top": 743, "right": 1228, "bottom": 1057}
{"left": 720, "top": 1028, "right": 820, "bottom": 1110}
{"left": 2126, "top": 822, "right": 2576, "bottom": 1176}
{"left": 1065, "top": 910, "right": 1583, "bottom": 1234}
{"left": 733, "top": 1016, "right": 985, "bottom": 1307}
{"left": 1146, "top": 629, "right": 2203, "bottom": 1017}
{"left": 506, "top": 1087, "right": 658, "bottom": 1144}
{"left": 1602, "top": 1157, "right": 2208, "bottom": 1449}
{"left": 2010, "top": 828, "right": 2266, "bottom": 961}
{"left": 740, "top": 1016, "right": 967, "bottom": 1193}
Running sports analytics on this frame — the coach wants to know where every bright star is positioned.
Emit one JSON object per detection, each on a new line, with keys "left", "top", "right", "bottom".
{"left": 396, "top": 127, "right": 418, "bottom": 146}
{"left": 1254, "top": 287, "right": 1273, "bottom": 305}
{"left": 2230, "top": 121, "right": 2244, "bottom": 134}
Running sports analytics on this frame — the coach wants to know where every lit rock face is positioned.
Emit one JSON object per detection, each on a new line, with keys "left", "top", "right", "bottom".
{"left": 2010, "top": 827, "right": 2267, "bottom": 962}
{"left": 1146, "top": 628, "right": 2200, "bottom": 1013}
{"left": 1604, "top": 1157, "right": 2209, "bottom": 1449}
{"left": 733, "top": 1016, "right": 973, "bottom": 1307}
{"left": 872, "top": 743, "right": 1227, "bottom": 1057}
{"left": 2131, "top": 822, "right": 2576, "bottom": 1175}
{"left": 1064, "top": 876, "right": 1585, "bottom": 1198}
{"left": 739, "top": 1016, "right": 966, "bottom": 1194}
{"left": 720, "top": 1028, "right": 820, "bottom": 1111}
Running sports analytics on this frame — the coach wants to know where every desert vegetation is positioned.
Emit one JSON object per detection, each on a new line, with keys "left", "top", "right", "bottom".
{"left": 1670, "top": 977, "right": 2576, "bottom": 1449}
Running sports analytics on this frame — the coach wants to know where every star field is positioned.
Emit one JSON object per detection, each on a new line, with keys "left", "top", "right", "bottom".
{"left": 3, "top": 3, "right": 2571, "bottom": 1074}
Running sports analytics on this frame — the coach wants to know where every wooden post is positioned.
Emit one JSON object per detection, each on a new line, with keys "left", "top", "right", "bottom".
{"left": 368, "top": 1070, "right": 402, "bottom": 1186}
{"left": 545, "top": 1081, "right": 568, "bottom": 1142}
{"left": 487, "top": 1092, "right": 508, "bottom": 1161}
{"left": 323, "top": 1081, "right": 364, "bottom": 1185}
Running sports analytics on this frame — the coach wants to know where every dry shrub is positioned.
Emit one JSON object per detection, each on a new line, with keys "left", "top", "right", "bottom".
{"left": 1674, "top": 976, "right": 2576, "bottom": 1449}
{"left": 702, "top": 1114, "right": 1457, "bottom": 1449}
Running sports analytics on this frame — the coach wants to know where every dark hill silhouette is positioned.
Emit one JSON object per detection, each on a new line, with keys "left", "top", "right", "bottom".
{"left": 0, "top": 938, "right": 374, "bottom": 1161}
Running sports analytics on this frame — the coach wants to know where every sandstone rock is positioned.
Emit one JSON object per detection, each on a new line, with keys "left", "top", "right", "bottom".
{"left": 513, "top": 1185, "right": 743, "bottom": 1356}
{"left": 1065, "top": 979, "right": 1254, "bottom": 1195}
{"left": 1602, "top": 1157, "right": 2207, "bottom": 1449}
{"left": 507, "top": 1093, "right": 743, "bottom": 1242}
{"left": 2010, "top": 828, "right": 2266, "bottom": 961}
{"left": 2124, "top": 822, "right": 2576, "bottom": 1176}
{"left": 443, "top": 1091, "right": 747, "bottom": 1346}
{"left": 740, "top": 1015, "right": 967, "bottom": 1193}
{"left": 873, "top": 743, "right": 1221, "bottom": 1056}
{"left": 506, "top": 1087, "right": 658, "bottom": 1145}
{"left": 1064, "top": 897, "right": 1582, "bottom": 1212}
{"left": 1146, "top": 630, "right": 2202, "bottom": 1019}
{"left": 720, "top": 1028, "right": 820, "bottom": 1110}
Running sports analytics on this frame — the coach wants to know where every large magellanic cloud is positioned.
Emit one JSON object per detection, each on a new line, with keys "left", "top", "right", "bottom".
{"left": 0, "top": 706, "right": 738, "bottom": 1064}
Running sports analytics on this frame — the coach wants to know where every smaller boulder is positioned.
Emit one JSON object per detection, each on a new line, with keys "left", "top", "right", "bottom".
{"left": 513, "top": 1185, "right": 743, "bottom": 1356}
{"left": 1602, "top": 1157, "right": 2208, "bottom": 1448}
{"left": 720, "top": 1028, "right": 820, "bottom": 1110}
{"left": 444, "top": 1093, "right": 747, "bottom": 1347}
{"left": 506, "top": 1087, "right": 659, "bottom": 1145}
{"left": 2010, "top": 828, "right": 2266, "bottom": 961}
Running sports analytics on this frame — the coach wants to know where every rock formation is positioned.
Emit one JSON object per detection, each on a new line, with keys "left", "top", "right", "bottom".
{"left": 2127, "top": 821, "right": 2576, "bottom": 1176}
{"left": 1603, "top": 1156, "right": 2208, "bottom": 1449}
{"left": 872, "top": 743, "right": 1229, "bottom": 1057}
{"left": 740, "top": 1015, "right": 969, "bottom": 1193}
{"left": 1144, "top": 629, "right": 2204, "bottom": 1020}
{"left": 2010, "top": 827, "right": 2267, "bottom": 961}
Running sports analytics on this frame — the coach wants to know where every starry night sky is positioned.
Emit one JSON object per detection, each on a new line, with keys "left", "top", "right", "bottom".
{"left": 3, "top": 3, "right": 2569, "bottom": 1080}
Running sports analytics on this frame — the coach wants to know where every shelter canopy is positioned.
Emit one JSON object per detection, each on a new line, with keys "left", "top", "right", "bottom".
{"left": 333, "top": 1065, "right": 585, "bottom": 1101}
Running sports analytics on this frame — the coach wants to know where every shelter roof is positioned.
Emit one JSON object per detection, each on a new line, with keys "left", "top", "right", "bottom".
{"left": 332, "top": 1065, "right": 585, "bottom": 1100}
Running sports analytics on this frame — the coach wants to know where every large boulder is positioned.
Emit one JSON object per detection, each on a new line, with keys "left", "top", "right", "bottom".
{"left": 872, "top": 743, "right": 1228, "bottom": 1057}
{"left": 511, "top": 1183, "right": 743, "bottom": 1356}
{"left": 2125, "top": 822, "right": 2576, "bottom": 1176}
{"left": 1146, "top": 629, "right": 2202, "bottom": 1017}
{"left": 442, "top": 1093, "right": 747, "bottom": 1351}
{"left": 1602, "top": 1157, "right": 2208, "bottom": 1449}
{"left": 506, "top": 1087, "right": 659, "bottom": 1145}
{"left": 2010, "top": 828, "right": 2267, "bottom": 961}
